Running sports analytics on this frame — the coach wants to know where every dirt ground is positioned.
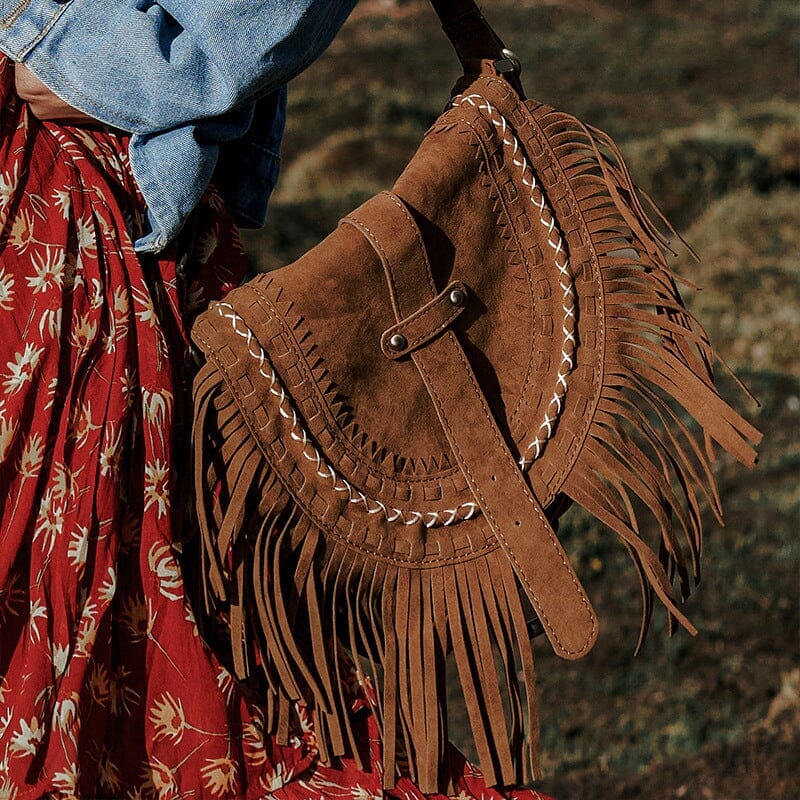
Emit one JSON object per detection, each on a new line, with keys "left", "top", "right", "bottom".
{"left": 241, "top": 2, "right": 800, "bottom": 796}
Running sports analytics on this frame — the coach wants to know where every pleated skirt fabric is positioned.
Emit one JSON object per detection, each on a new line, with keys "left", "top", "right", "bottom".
{"left": 0, "top": 55, "right": 552, "bottom": 800}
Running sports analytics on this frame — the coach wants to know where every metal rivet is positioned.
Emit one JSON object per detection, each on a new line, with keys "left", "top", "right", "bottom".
{"left": 449, "top": 288, "right": 467, "bottom": 307}
{"left": 389, "top": 333, "right": 407, "bottom": 351}
{"left": 496, "top": 48, "right": 522, "bottom": 76}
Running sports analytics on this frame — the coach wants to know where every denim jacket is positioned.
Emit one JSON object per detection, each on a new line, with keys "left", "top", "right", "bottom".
{"left": 0, "top": 0, "right": 357, "bottom": 252}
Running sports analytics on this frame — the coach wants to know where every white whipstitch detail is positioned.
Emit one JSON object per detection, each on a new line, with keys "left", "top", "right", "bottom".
{"left": 215, "top": 303, "right": 480, "bottom": 529}
{"left": 452, "top": 93, "right": 576, "bottom": 468}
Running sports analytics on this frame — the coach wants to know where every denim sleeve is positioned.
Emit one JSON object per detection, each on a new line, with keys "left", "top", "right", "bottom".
{"left": 7, "top": 0, "right": 357, "bottom": 134}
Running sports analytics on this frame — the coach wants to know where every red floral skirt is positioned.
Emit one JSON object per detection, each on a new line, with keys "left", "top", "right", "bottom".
{"left": 0, "top": 56, "right": 553, "bottom": 800}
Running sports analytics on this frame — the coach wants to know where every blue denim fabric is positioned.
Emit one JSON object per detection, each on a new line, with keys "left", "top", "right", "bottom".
{"left": 0, "top": 0, "right": 357, "bottom": 251}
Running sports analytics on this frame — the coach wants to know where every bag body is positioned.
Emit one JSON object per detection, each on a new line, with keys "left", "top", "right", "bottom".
{"left": 190, "top": 1, "right": 760, "bottom": 792}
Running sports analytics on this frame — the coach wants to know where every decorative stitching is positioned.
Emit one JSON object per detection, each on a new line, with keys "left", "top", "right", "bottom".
{"left": 209, "top": 96, "right": 582, "bottom": 544}
{"left": 249, "top": 279, "right": 462, "bottom": 486}
{"left": 214, "top": 303, "right": 480, "bottom": 529}
{"left": 513, "top": 99, "right": 608, "bottom": 495}
{"left": 1, "top": 0, "right": 31, "bottom": 30}
{"left": 384, "top": 192, "right": 438, "bottom": 302}
{"left": 452, "top": 94, "right": 576, "bottom": 468}
{"left": 450, "top": 114, "right": 540, "bottom": 441}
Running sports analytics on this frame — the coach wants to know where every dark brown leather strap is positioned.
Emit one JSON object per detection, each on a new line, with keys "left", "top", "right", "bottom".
{"left": 346, "top": 192, "right": 599, "bottom": 660}
{"left": 428, "top": 0, "right": 527, "bottom": 98}
{"left": 428, "top": 0, "right": 507, "bottom": 65}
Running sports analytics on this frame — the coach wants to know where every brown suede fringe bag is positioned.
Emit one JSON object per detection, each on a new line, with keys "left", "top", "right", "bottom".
{"left": 189, "top": 0, "right": 761, "bottom": 792}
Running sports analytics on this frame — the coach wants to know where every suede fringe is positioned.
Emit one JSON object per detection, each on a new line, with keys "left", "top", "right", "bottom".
{"left": 192, "top": 365, "right": 540, "bottom": 792}
{"left": 531, "top": 107, "right": 761, "bottom": 647}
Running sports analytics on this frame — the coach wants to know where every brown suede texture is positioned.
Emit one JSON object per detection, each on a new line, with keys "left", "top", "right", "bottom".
{"left": 189, "top": 1, "right": 761, "bottom": 792}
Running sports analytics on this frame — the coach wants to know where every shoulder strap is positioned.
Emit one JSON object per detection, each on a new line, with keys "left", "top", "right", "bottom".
{"left": 428, "top": 0, "right": 524, "bottom": 93}
{"left": 429, "top": 0, "right": 505, "bottom": 62}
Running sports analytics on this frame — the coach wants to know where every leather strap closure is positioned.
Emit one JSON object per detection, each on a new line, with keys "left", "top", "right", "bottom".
{"left": 347, "top": 191, "right": 599, "bottom": 660}
{"left": 379, "top": 280, "right": 469, "bottom": 360}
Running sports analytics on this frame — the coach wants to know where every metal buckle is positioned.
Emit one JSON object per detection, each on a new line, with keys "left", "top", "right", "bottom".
{"left": 494, "top": 47, "right": 522, "bottom": 76}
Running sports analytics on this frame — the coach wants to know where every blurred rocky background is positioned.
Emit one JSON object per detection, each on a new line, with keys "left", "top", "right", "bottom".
{"left": 241, "top": 1, "right": 799, "bottom": 797}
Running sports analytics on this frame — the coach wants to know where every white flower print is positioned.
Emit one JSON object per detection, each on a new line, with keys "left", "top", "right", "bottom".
{"left": 142, "top": 388, "right": 173, "bottom": 428}
{"left": 260, "top": 763, "right": 292, "bottom": 793}
{"left": 132, "top": 283, "right": 157, "bottom": 328}
{"left": 51, "top": 695, "right": 78, "bottom": 732}
{"left": 200, "top": 757, "right": 238, "bottom": 798}
{"left": 113, "top": 284, "right": 130, "bottom": 320}
{"left": 88, "top": 277, "right": 104, "bottom": 309}
{"left": 148, "top": 542, "right": 182, "bottom": 601}
{"left": 144, "top": 459, "right": 170, "bottom": 518}
{"left": 120, "top": 366, "right": 137, "bottom": 409}
{"left": 9, "top": 716, "right": 43, "bottom": 757}
{"left": 0, "top": 267, "right": 15, "bottom": 311}
{"left": 27, "top": 192, "right": 49, "bottom": 222}
{"left": 8, "top": 208, "right": 39, "bottom": 254}
{"left": 215, "top": 666, "right": 235, "bottom": 701}
{"left": 98, "top": 566, "right": 117, "bottom": 603}
{"left": 140, "top": 756, "right": 180, "bottom": 800}
{"left": 3, "top": 343, "right": 44, "bottom": 396}
{"left": 28, "top": 598, "right": 48, "bottom": 644}
{"left": 66, "top": 527, "right": 89, "bottom": 577}
{"left": 69, "top": 311, "right": 99, "bottom": 358}
{"left": 0, "top": 402, "right": 17, "bottom": 462}
{"left": 142, "top": 387, "right": 173, "bottom": 451}
{"left": 38, "top": 307, "right": 63, "bottom": 340}
{"left": 0, "top": 780, "right": 19, "bottom": 800}
{"left": 242, "top": 718, "right": 268, "bottom": 767}
{"left": 17, "top": 432, "right": 44, "bottom": 479}
{"left": 99, "top": 423, "right": 124, "bottom": 480}
{"left": 26, "top": 246, "right": 65, "bottom": 295}
{"left": 52, "top": 763, "right": 79, "bottom": 793}
{"left": 51, "top": 188, "right": 71, "bottom": 219}
{"left": 75, "top": 616, "right": 98, "bottom": 659}
{"left": 52, "top": 462, "right": 81, "bottom": 502}
{"left": 51, "top": 642, "right": 70, "bottom": 680}
{"left": 33, "top": 488, "right": 66, "bottom": 559}
{"left": 68, "top": 400, "right": 101, "bottom": 449}
{"left": 0, "top": 703, "right": 13, "bottom": 737}
{"left": 0, "top": 162, "right": 20, "bottom": 219}
{"left": 149, "top": 693, "right": 188, "bottom": 744}
{"left": 76, "top": 594, "right": 98, "bottom": 624}
{"left": 75, "top": 216, "right": 97, "bottom": 255}
{"left": 44, "top": 375, "right": 59, "bottom": 410}
{"left": 351, "top": 787, "right": 382, "bottom": 800}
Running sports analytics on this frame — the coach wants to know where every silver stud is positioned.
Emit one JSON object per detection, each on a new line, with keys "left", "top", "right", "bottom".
{"left": 449, "top": 288, "right": 467, "bottom": 307}
{"left": 389, "top": 333, "right": 407, "bottom": 351}
{"left": 495, "top": 48, "right": 522, "bottom": 76}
